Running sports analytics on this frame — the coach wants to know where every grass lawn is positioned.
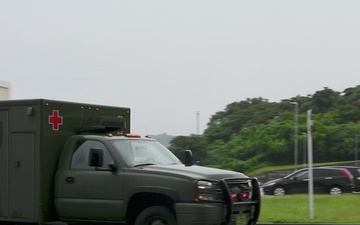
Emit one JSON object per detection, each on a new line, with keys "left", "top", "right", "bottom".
{"left": 258, "top": 194, "right": 360, "bottom": 223}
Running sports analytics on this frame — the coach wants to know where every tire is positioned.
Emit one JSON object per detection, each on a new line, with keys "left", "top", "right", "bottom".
{"left": 273, "top": 186, "right": 286, "bottom": 196}
{"left": 134, "top": 206, "right": 177, "bottom": 225}
{"left": 329, "top": 185, "right": 342, "bottom": 195}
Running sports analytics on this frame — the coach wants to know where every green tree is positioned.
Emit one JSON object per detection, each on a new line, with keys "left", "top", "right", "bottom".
{"left": 312, "top": 87, "right": 340, "bottom": 113}
{"left": 168, "top": 135, "right": 207, "bottom": 164}
{"left": 168, "top": 84, "right": 360, "bottom": 173}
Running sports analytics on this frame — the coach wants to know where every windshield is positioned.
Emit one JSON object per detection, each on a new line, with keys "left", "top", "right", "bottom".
{"left": 285, "top": 169, "right": 308, "bottom": 180}
{"left": 110, "top": 139, "right": 182, "bottom": 167}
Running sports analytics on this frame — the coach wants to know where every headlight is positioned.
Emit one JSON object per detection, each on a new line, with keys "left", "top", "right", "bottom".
{"left": 196, "top": 180, "right": 223, "bottom": 201}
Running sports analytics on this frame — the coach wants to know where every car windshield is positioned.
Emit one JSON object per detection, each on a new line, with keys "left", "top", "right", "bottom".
{"left": 110, "top": 139, "right": 182, "bottom": 167}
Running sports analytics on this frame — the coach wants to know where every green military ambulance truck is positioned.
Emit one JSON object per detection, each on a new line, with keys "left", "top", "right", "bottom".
{"left": 0, "top": 99, "right": 260, "bottom": 225}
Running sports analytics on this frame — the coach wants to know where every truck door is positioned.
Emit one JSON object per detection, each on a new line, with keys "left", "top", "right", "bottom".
{"left": 56, "top": 139, "right": 125, "bottom": 221}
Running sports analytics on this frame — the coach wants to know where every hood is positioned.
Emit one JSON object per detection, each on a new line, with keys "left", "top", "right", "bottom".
{"left": 262, "top": 178, "right": 284, "bottom": 186}
{"left": 137, "top": 164, "right": 248, "bottom": 180}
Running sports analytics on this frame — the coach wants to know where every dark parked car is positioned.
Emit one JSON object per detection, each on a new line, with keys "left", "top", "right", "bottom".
{"left": 261, "top": 167, "right": 355, "bottom": 196}
{"left": 325, "top": 166, "right": 360, "bottom": 192}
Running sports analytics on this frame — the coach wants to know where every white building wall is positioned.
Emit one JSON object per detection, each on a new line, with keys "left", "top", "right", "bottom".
{"left": 0, "top": 80, "right": 10, "bottom": 100}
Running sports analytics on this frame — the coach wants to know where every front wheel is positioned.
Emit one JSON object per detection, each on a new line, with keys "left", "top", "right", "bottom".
{"left": 134, "top": 206, "right": 177, "bottom": 225}
{"left": 273, "top": 186, "right": 286, "bottom": 196}
{"left": 329, "top": 185, "right": 342, "bottom": 195}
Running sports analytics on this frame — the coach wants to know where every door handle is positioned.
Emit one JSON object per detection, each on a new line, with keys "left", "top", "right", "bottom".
{"left": 65, "top": 177, "right": 75, "bottom": 184}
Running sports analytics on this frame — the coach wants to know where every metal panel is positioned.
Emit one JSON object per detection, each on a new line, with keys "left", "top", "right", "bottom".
{"left": 0, "top": 111, "right": 9, "bottom": 218}
{"left": 0, "top": 87, "right": 9, "bottom": 100}
{"left": 0, "top": 80, "right": 10, "bottom": 100}
{"left": 9, "top": 133, "right": 35, "bottom": 219}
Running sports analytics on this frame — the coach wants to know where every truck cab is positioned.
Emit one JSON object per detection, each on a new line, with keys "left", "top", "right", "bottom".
{"left": 0, "top": 99, "right": 260, "bottom": 225}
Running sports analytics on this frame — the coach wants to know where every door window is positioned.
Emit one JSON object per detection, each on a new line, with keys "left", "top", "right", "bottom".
{"left": 313, "top": 169, "right": 329, "bottom": 177}
{"left": 292, "top": 170, "right": 308, "bottom": 180}
{"left": 70, "top": 140, "right": 113, "bottom": 170}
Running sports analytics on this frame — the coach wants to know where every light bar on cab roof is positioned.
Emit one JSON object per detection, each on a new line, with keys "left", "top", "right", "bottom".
{"left": 125, "top": 133, "right": 141, "bottom": 138}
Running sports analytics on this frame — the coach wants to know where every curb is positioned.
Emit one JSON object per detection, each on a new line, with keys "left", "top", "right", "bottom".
{"left": 258, "top": 223, "right": 360, "bottom": 225}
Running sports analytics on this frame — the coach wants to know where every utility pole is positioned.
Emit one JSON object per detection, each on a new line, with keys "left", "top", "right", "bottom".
{"left": 356, "top": 134, "right": 359, "bottom": 166}
{"left": 290, "top": 102, "right": 299, "bottom": 170}
{"left": 302, "top": 132, "right": 307, "bottom": 167}
{"left": 307, "top": 109, "right": 314, "bottom": 219}
{"left": 196, "top": 111, "right": 200, "bottom": 135}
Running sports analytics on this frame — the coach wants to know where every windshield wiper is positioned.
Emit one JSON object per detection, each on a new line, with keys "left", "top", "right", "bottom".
{"left": 133, "top": 163, "right": 156, "bottom": 167}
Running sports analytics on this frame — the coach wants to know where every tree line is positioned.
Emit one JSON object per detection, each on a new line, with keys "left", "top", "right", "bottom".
{"left": 169, "top": 85, "right": 360, "bottom": 173}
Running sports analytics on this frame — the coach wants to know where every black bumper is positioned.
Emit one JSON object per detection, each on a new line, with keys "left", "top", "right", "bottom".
{"left": 220, "top": 177, "right": 261, "bottom": 225}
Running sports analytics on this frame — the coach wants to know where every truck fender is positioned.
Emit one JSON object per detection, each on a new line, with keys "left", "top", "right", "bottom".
{"left": 126, "top": 186, "right": 180, "bottom": 203}
{"left": 125, "top": 186, "right": 180, "bottom": 224}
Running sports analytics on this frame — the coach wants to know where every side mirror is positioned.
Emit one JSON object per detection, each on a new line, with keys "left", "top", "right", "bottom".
{"left": 184, "top": 150, "right": 193, "bottom": 167}
{"left": 89, "top": 147, "right": 104, "bottom": 167}
{"left": 108, "top": 163, "right": 118, "bottom": 172}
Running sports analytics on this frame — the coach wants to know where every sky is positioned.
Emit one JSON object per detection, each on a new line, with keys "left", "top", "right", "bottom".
{"left": 1, "top": 1, "right": 360, "bottom": 136}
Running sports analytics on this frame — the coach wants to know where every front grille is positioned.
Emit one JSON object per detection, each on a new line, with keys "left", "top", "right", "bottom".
{"left": 219, "top": 177, "right": 261, "bottom": 225}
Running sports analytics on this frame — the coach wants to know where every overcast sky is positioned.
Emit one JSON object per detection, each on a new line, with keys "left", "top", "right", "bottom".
{"left": 1, "top": 1, "right": 360, "bottom": 136}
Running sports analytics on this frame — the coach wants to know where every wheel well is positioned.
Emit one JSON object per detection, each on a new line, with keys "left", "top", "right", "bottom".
{"left": 126, "top": 192, "right": 176, "bottom": 225}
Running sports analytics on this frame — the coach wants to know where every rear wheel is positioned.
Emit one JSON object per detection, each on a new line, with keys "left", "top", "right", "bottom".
{"left": 134, "top": 206, "right": 177, "bottom": 225}
{"left": 273, "top": 186, "right": 286, "bottom": 196}
{"left": 329, "top": 185, "right": 342, "bottom": 195}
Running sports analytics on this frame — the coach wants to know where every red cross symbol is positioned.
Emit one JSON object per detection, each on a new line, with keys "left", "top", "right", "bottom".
{"left": 49, "top": 110, "right": 63, "bottom": 130}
